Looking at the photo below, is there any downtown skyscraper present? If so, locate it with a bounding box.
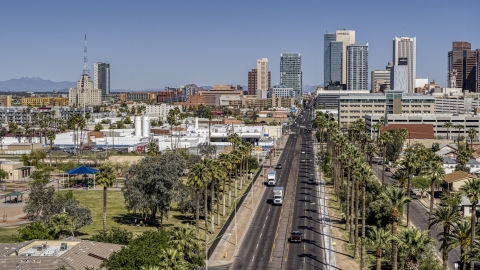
[324,29,355,87]
[346,44,369,90]
[94,62,110,95]
[393,37,416,93]
[448,41,480,92]
[280,53,302,102]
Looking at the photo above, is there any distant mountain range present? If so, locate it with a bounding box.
[0,77,320,93]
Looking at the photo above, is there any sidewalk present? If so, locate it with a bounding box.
[207,136,289,268]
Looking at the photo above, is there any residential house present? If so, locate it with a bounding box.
[443,171,476,193]
[459,196,480,217]
[442,156,458,174]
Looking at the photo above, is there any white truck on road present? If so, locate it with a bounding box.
[267,171,277,186]
[273,187,284,205]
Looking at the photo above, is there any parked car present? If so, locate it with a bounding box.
[92,148,104,152]
[275,163,282,169]
[377,161,384,165]
[82,145,92,150]
[289,231,302,243]
[385,167,391,172]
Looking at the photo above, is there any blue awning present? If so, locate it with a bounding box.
[66,165,100,175]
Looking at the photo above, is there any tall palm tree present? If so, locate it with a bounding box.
[457,150,471,172]
[395,227,435,270]
[455,124,465,143]
[46,129,56,167]
[146,140,160,156]
[468,128,478,151]
[394,169,409,189]
[218,153,232,214]
[228,132,242,151]
[372,123,383,142]
[444,122,453,141]
[50,213,71,239]
[366,143,378,166]
[381,187,412,270]
[402,150,418,227]
[96,164,116,234]
[188,162,211,235]
[425,158,445,221]
[207,159,226,232]
[237,145,247,189]
[444,220,474,270]
[460,178,480,270]
[429,206,461,270]
[379,132,393,184]
[358,163,375,269]
[367,227,392,270]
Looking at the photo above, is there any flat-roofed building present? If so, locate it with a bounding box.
[120,92,156,103]
[0,95,12,106]
[22,97,69,107]
[316,89,370,109]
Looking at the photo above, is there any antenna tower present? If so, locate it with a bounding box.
[82,34,90,76]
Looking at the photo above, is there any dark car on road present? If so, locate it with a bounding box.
[289,231,302,243]
[377,160,384,165]
[385,167,391,172]
[275,164,282,169]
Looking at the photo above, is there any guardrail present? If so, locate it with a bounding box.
[207,165,263,259]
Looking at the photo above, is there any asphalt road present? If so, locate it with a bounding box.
[284,109,327,270]
[371,159,462,270]
[229,107,326,270]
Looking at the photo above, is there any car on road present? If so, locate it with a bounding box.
[377,161,384,165]
[82,145,92,150]
[301,151,305,154]
[289,231,302,243]
[92,148,104,152]
[300,159,306,163]
[385,167,391,172]
[408,190,417,199]
[275,163,282,169]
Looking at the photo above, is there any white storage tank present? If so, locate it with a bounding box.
[135,116,142,137]
[142,116,150,138]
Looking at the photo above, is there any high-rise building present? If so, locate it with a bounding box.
[448,41,480,92]
[257,58,269,91]
[248,69,257,95]
[68,74,102,106]
[280,53,302,102]
[346,44,368,90]
[94,62,110,95]
[336,30,356,85]
[393,37,416,93]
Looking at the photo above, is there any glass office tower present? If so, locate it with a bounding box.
[280,53,302,102]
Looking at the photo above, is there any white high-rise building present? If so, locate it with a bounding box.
[336,29,356,85]
[346,44,369,90]
[393,37,416,93]
[390,66,408,93]
[256,58,269,91]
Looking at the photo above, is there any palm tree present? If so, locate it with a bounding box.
[460,178,480,270]
[380,187,412,270]
[50,213,71,239]
[457,150,471,172]
[187,162,211,235]
[96,164,116,234]
[158,248,189,270]
[358,163,375,269]
[237,145,247,189]
[207,159,226,232]
[366,143,378,166]
[444,220,474,270]
[146,140,160,156]
[402,150,418,227]
[46,129,56,167]
[394,169,409,189]
[218,153,232,214]
[379,132,393,184]
[367,227,392,270]
[455,124,465,143]
[468,128,478,151]
[228,133,241,151]
[169,225,202,263]
[230,150,242,199]
[372,123,383,142]
[425,158,445,221]
[395,227,435,270]
[444,122,453,141]
[429,206,461,270]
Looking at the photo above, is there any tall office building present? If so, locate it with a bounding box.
[371,62,393,92]
[393,37,416,93]
[248,59,271,96]
[94,62,110,95]
[336,30,356,85]
[324,30,355,86]
[390,65,408,93]
[346,44,368,90]
[280,53,302,102]
[448,41,480,92]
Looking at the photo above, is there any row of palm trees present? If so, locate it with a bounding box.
[187,133,255,246]
[443,121,479,148]
[316,112,442,270]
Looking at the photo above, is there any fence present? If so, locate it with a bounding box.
[207,165,264,259]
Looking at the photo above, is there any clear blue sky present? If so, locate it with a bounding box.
[0,0,479,90]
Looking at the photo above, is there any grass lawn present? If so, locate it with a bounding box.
[0,225,26,243]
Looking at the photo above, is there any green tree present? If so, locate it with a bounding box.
[90,227,133,245]
[17,222,54,241]
[381,187,412,270]
[146,140,160,156]
[0,168,7,182]
[187,160,211,236]
[425,158,446,221]
[429,206,462,270]
[457,150,471,172]
[395,227,435,270]
[227,132,242,150]
[411,175,430,198]
[158,248,189,270]
[94,123,104,132]
[468,128,478,150]
[96,164,116,234]
[379,132,393,184]
[124,116,132,124]
[367,227,391,270]
[169,225,203,267]
[443,220,473,270]
[357,163,376,269]
[455,124,465,143]
[49,213,70,239]
[123,153,186,224]
[46,129,56,166]
[459,178,480,270]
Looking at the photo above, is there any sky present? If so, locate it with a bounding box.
[0,0,479,90]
